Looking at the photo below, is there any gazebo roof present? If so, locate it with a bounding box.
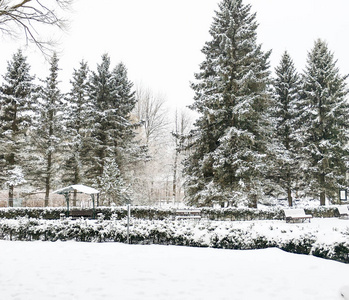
[53,184,100,195]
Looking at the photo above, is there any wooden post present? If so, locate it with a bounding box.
[64,192,70,217]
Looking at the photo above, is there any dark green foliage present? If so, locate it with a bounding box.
[272,52,303,206]
[280,236,315,255]
[86,54,141,204]
[61,60,92,189]
[0,213,348,263]
[0,49,35,206]
[29,52,64,206]
[184,0,272,207]
[0,206,340,220]
[300,40,349,205]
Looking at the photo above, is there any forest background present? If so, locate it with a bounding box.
[0,0,349,208]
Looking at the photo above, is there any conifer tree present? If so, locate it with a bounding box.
[300,40,349,205]
[97,156,130,206]
[272,51,302,206]
[184,0,272,207]
[0,49,34,206]
[61,60,93,205]
[88,54,138,202]
[30,52,64,206]
[86,53,112,184]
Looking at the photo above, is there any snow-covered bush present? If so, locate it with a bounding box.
[0,206,341,221]
[0,217,348,263]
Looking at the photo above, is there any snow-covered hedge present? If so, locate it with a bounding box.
[0,217,348,263]
[0,206,340,220]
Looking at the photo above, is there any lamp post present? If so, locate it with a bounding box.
[126,204,131,244]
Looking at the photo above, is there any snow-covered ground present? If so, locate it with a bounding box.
[0,239,348,300]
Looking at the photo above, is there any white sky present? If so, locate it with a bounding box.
[1,0,349,111]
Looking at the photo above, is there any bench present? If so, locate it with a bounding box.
[175,209,202,220]
[283,209,312,223]
[68,209,94,219]
[337,206,349,218]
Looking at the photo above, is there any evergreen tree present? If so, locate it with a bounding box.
[30,52,64,206]
[301,39,349,205]
[0,49,34,206]
[184,0,272,207]
[97,156,130,206]
[88,54,138,203]
[62,60,93,204]
[272,51,302,206]
[86,53,112,184]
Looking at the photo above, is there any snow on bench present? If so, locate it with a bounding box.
[283,209,312,223]
[175,209,202,220]
[337,206,349,218]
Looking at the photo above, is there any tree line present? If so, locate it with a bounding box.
[183,0,349,208]
[0,51,148,206]
[1,0,349,208]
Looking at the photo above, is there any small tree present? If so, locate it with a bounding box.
[97,157,129,206]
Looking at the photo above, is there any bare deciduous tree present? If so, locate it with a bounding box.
[0,0,72,53]
[135,85,169,146]
[172,109,192,204]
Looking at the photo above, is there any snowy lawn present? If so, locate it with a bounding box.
[0,239,349,300]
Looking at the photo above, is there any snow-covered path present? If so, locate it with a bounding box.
[0,240,348,300]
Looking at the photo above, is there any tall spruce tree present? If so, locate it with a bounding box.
[272,51,302,206]
[0,49,34,206]
[88,54,138,202]
[30,52,64,206]
[184,0,272,207]
[61,60,93,205]
[301,39,349,205]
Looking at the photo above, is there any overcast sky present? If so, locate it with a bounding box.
[1,0,349,111]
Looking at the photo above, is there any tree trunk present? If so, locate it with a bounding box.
[248,194,258,208]
[319,173,326,206]
[320,191,326,206]
[287,187,293,207]
[45,152,52,207]
[45,180,50,207]
[173,148,178,206]
[8,185,14,207]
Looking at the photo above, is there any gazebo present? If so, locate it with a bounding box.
[53,184,100,218]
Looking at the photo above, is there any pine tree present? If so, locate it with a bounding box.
[0,49,34,206]
[301,39,349,205]
[97,156,130,206]
[184,0,272,207]
[60,60,93,205]
[272,51,302,206]
[86,53,113,184]
[88,54,139,203]
[30,52,64,206]
[109,62,137,159]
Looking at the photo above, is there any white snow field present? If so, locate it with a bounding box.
[0,240,348,300]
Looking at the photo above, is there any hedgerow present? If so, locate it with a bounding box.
[0,217,348,264]
[0,206,341,220]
